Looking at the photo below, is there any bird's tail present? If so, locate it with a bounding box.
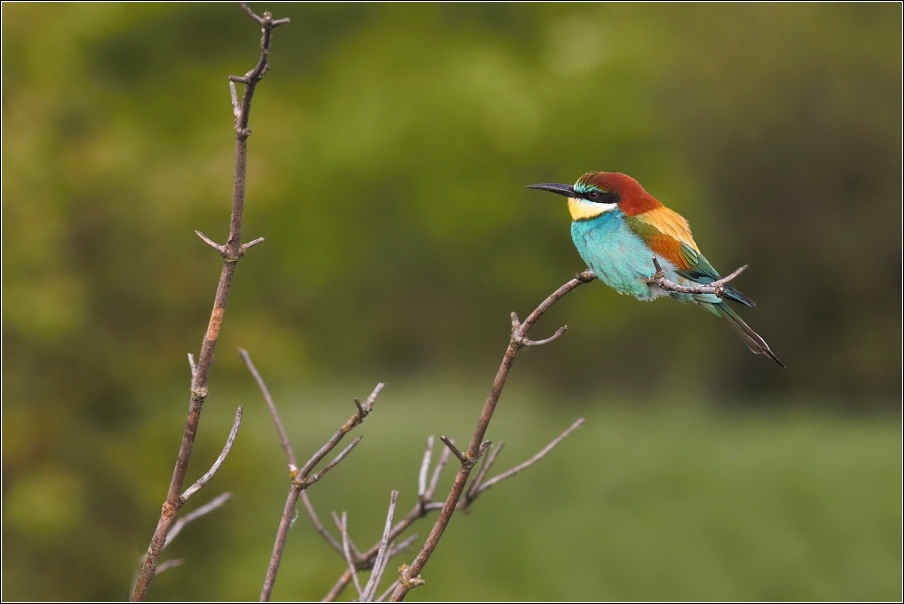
[709,302,785,367]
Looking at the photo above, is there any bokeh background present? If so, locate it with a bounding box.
[3,3,901,601]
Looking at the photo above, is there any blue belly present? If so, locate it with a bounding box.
[571,211,674,300]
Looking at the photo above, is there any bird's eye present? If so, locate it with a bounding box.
[587,190,599,200]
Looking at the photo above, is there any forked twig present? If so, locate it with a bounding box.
[472,418,584,498]
[323,420,586,601]
[390,270,596,601]
[242,348,384,601]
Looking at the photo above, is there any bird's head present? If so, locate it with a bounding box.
[528,172,660,220]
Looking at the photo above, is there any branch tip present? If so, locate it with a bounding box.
[240,2,263,23]
[180,407,244,502]
[439,435,467,464]
[195,230,224,252]
[477,417,585,497]
[243,236,265,251]
[155,559,184,575]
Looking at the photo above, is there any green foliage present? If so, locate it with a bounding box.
[2,3,900,601]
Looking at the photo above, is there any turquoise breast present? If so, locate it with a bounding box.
[571,210,675,300]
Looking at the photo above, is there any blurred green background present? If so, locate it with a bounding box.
[3,3,901,601]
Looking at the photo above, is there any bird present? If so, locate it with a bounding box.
[528,171,784,367]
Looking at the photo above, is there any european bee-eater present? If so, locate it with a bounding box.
[528,172,784,367]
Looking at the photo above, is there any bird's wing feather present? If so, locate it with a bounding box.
[627,207,757,307]
[625,207,702,273]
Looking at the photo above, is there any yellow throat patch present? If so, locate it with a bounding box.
[567,197,618,221]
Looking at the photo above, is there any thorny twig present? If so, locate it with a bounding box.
[131,5,288,600]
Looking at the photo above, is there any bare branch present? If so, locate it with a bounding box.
[417,436,434,499]
[438,435,467,464]
[299,383,384,478]
[389,534,418,558]
[229,80,240,118]
[362,491,400,601]
[324,573,353,603]
[647,257,748,298]
[243,236,265,251]
[239,348,296,468]
[426,442,452,500]
[303,436,362,487]
[164,492,232,549]
[131,7,289,598]
[467,441,504,502]
[390,270,595,601]
[260,382,382,601]
[155,559,184,575]
[194,230,224,253]
[300,491,343,555]
[180,406,243,502]
[338,512,364,598]
[261,484,302,601]
[477,417,584,496]
[240,2,264,23]
[376,580,400,603]
[517,325,569,347]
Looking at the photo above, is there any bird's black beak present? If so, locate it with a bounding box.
[526,183,576,198]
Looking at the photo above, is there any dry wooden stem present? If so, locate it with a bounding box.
[242,350,384,601]
[130,7,288,600]
[239,348,297,468]
[321,419,584,601]
[469,417,584,501]
[338,512,364,598]
[389,269,596,601]
[361,491,400,601]
[130,491,231,595]
[417,436,434,499]
[164,492,233,549]
[180,407,243,503]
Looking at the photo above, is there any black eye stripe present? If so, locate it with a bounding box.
[581,189,620,204]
